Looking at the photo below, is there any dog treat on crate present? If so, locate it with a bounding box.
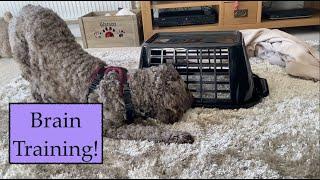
[140,31,269,108]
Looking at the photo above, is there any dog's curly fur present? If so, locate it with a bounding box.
[9,5,194,144]
[0,12,12,58]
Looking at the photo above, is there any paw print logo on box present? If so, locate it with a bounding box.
[103,27,115,38]
[94,32,103,38]
[118,30,125,37]
[94,26,125,39]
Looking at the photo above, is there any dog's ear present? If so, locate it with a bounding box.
[4,11,13,23]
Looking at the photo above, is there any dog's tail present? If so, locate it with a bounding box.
[105,124,194,144]
[4,11,13,23]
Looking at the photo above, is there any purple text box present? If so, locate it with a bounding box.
[9,103,103,164]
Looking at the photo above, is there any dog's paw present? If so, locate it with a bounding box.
[165,131,194,144]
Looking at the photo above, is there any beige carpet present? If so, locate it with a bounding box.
[0,58,20,87]
[0,47,319,178]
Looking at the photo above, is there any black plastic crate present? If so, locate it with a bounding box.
[139,31,269,108]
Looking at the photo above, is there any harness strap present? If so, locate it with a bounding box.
[87,64,106,95]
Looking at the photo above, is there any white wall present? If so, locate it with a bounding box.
[0,1,133,20]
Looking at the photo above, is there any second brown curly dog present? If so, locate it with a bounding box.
[0,11,12,58]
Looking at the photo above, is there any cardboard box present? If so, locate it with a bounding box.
[79,10,143,48]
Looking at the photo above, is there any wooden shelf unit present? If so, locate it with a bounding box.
[151,1,220,9]
[141,1,320,40]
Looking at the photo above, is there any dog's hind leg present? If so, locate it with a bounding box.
[104,125,194,144]
[8,17,48,102]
